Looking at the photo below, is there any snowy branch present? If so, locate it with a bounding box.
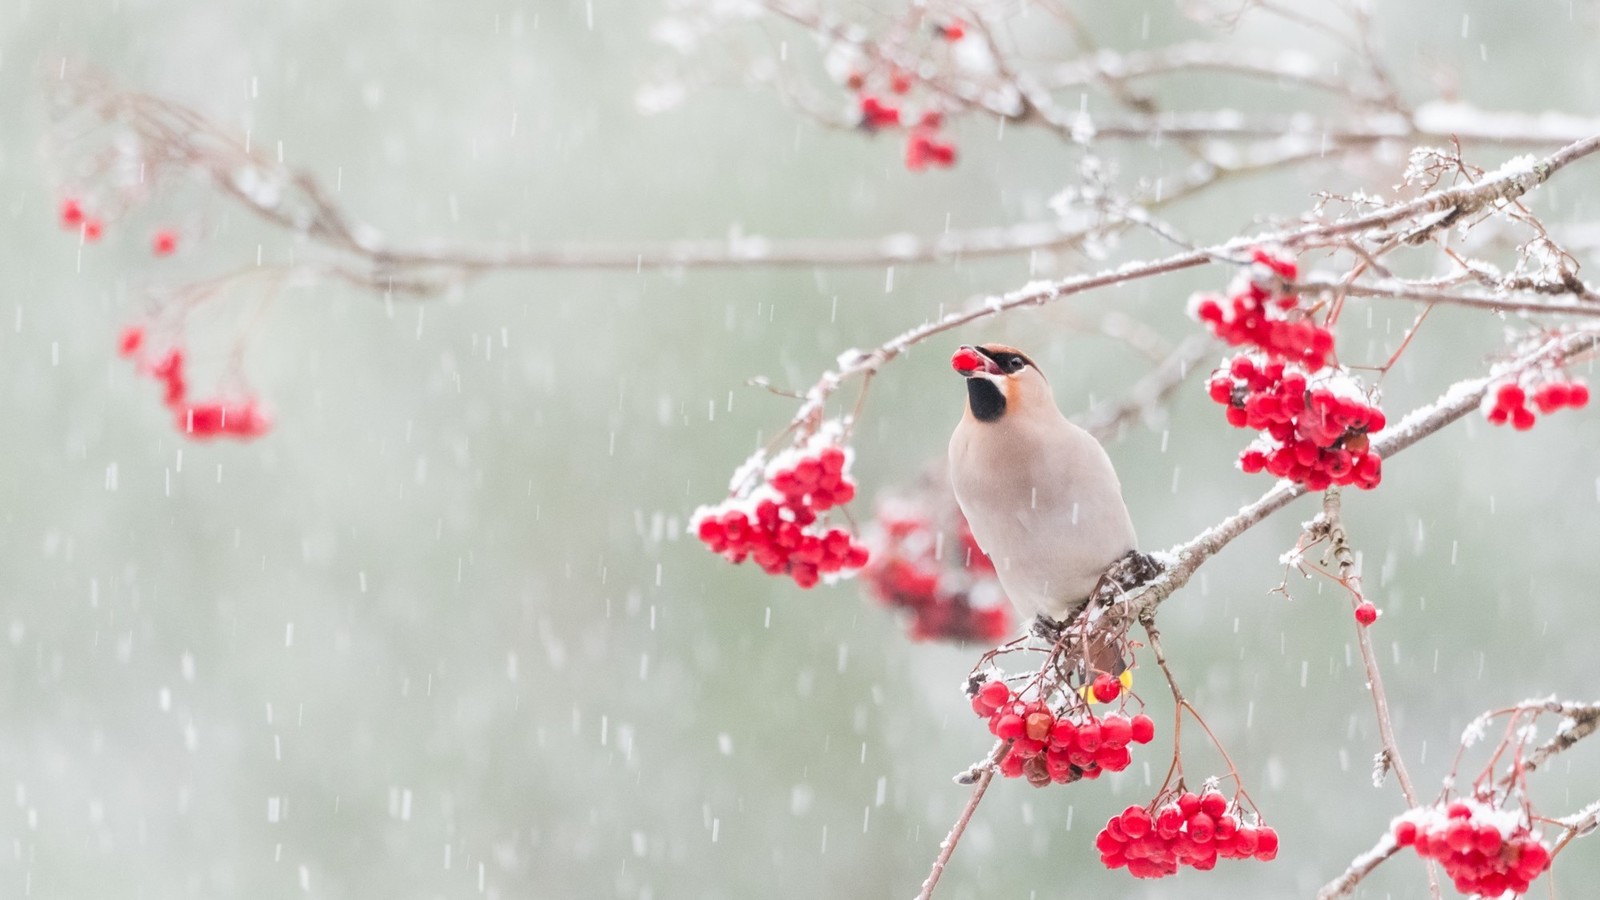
[775,133,1600,452]
[1103,328,1600,627]
[1319,697,1600,899]
[1317,832,1403,900]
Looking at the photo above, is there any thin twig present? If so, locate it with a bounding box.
[1319,486,1441,900]
[916,739,1009,900]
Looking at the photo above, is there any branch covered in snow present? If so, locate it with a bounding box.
[1102,328,1600,627]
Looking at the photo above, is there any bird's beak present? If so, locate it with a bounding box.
[951,345,1002,377]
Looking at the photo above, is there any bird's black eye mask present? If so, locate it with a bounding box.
[979,349,1032,374]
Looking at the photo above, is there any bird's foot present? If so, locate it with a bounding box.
[1030,614,1067,642]
[1089,550,1165,607]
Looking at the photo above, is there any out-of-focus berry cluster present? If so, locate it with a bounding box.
[1483,376,1589,430]
[117,326,271,440]
[860,480,1011,643]
[836,20,967,172]
[58,196,180,256]
[693,434,870,589]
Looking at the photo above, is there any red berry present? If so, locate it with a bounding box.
[1091,673,1121,702]
[82,217,104,242]
[117,326,144,358]
[1254,826,1279,861]
[59,198,85,228]
[977,680,1010,710]
[1570,382,1590,408]
[995,714,1025,740]
[1075,721,1102,752]
[1354,602,1378,626]
[152,229,179,256]
[1176,792,1201,818]
[951,347,985,373]
[1024,711,1055,742]
[1099,714,1132,747]
[1393,819,1418,846]
[859,95,901,130]
[1129,714,1155,744]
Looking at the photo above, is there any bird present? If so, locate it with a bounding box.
[947,343,1139,635]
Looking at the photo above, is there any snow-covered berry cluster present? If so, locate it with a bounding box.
[1190,248,1333,370]
[1483,377,1589,430]
[118,326,271,440]
[693,437,870,589]
[1193,248,1386,490]
[861,495,1011,643]
[1096,790,1279,879]
[970,678,1155,787]
[1207,353,1385,490]
[1391,800,1551,897]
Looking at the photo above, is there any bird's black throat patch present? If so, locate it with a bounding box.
[966,378,1006,422]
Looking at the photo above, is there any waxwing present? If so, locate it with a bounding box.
[948,344,1138,629]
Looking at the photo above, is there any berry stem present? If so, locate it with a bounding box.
[1319,486,1441,900]
[1145,622,1257,811]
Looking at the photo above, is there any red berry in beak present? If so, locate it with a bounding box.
[951,347,985,374]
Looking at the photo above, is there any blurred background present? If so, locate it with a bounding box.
[2,0,1599,897]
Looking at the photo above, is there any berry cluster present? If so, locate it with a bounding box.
[1207,353,1385,490]
[58,196,180,256]
[905,122,957,172]
[1096,790,1280,879]
[1484,378,1589,430]
[118,326,271,440]
[59,197,104,242]
[839,25,961,172]
[693,439,870,589]
[1391,800,1551,897]
[1190,248,1333,370]
[862,499,1011,643]
[970,679,1155,787]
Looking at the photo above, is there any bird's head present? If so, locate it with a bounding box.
[951,343,1053,423]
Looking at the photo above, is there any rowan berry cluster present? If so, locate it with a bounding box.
[1391,800,1551,897]
[1190,248,1333,370]
[693,439,870,589]
[1207,352,1385,490]
[58,197,104,242]
[59,196,181,256]
[1483,377,1589,430]
[117,326,271,440]
[839,23,961,171]
[969,678,1155,787]
[1193,248,1386,489]
[861,497,1010,643]
[1095,789,1280,879]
